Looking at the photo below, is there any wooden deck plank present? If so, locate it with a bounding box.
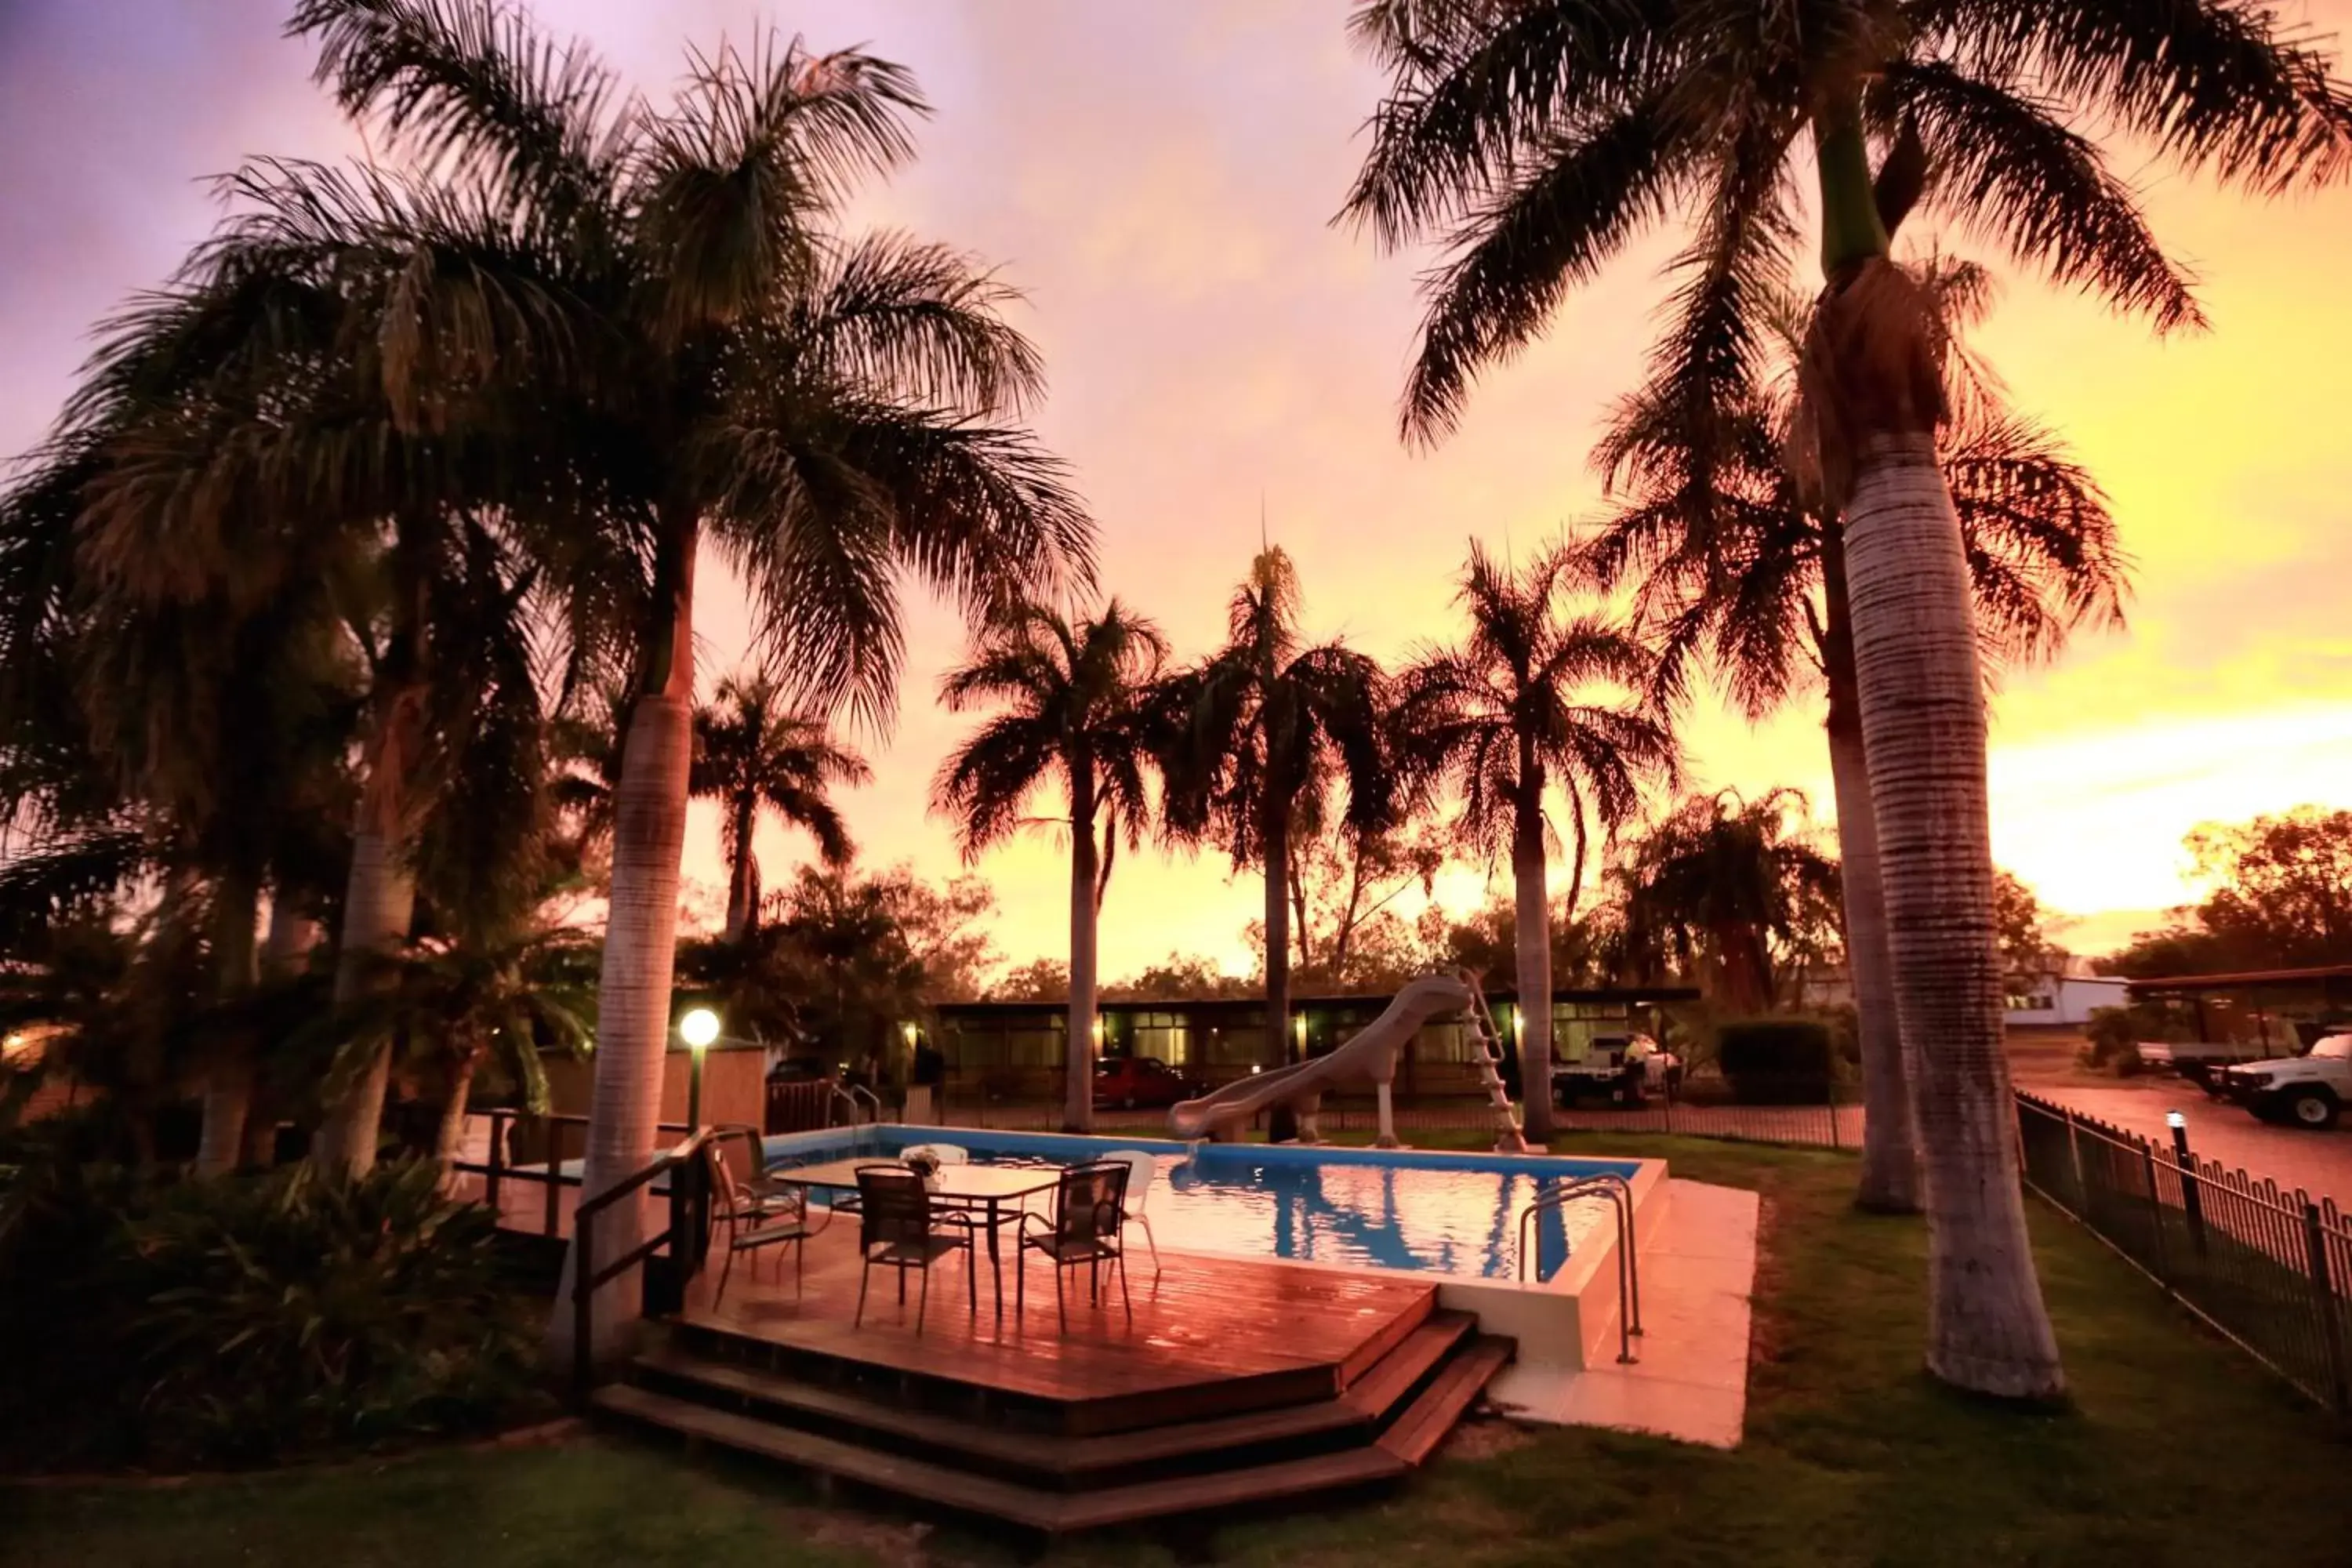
[678,1223,1438,1420]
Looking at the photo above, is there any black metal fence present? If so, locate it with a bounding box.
[953,1075,1860,1149]
[2015,1091,2352,1414]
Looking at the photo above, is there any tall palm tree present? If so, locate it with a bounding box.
[1342,0,2350,1400]
[691,673,869,944]
[1618,789,1845,1013]
[933,600,1170,1132]
[1581,265,2126,1212]
[281,2,1093,1358]
[1162,549,1393,1075]
[1396,541,1676,1139]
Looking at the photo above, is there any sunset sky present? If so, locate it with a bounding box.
[6,2,2351,978]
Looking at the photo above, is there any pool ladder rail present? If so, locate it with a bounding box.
[1515,1173,1643,1364]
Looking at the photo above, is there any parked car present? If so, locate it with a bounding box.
[1094,1055,1201,1109]
[2138,1036,2301,1094]
[1555,1033,1682,1107]
[2220,1033,2352,1131]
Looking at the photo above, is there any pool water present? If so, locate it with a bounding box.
[766,1128,1636,1284]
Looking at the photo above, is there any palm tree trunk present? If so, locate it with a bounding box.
[1844,427,2063,1399]
[315,808,419,1175]
[239,898,321,1169]
[722,792,757,943]
[1563,784,1589,924]
[1823,530,1921,1214]
[436,1048,481,1187]
[1512,764,1555,1142]
[1265,790,1294,1067]
[1065,763,1099,1134]
[262,898,320,978]
[555,511,699,1372]
[195,870,262,1178]
[318,541,430,1178]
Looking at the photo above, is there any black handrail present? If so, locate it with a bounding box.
[567,1123,751,1398]
[1516,1173,1643,1363]
[452,1109,691,1237]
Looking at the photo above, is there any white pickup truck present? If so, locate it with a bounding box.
[2216,1035,2352,1131]
[1553,1033,1681,1107]
[2134,1037,2299,1094]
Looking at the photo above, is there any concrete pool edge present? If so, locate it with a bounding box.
[760,1123,1668,1371]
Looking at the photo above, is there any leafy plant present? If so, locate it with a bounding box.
[0,1148,543,1472]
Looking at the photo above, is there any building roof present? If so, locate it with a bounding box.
[2125,964,2352,996]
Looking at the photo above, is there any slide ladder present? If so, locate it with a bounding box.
[1455,972,1531,1154]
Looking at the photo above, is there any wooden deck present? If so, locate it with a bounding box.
[677,1221,1439,1433]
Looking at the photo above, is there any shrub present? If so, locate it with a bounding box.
[0,1145,545,1472]
[1715,1017,1836,1105]
[2081,1003,2187,1076]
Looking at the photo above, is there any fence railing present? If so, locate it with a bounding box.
[948,1076,1860,1149]
[452,1109,693,1238]
[2015,1091,2352,1415]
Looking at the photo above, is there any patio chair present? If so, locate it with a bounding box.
[1106,1149,1162,1278]
[853,1163,976,1332]
[705,1135,814,1308]
[1015,1160,1132,1330]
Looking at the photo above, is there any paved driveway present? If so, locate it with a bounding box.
[2027,1080,2352,1212]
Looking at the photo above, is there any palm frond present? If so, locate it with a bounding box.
[289,0,632,230]
[1886,62,2203,332]
[1400,91,1693,445]
[1930,0,2352,191]
[800,232,1046,416]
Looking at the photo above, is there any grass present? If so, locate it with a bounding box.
[7,1134,2349,1567]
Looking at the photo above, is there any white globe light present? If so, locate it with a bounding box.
[679,1007,721,1050]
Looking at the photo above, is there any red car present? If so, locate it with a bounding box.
[1093,1055,1200,1109]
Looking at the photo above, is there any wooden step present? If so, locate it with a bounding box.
[593,1381,1409,1534]
[631,1345,1373,1484]
[1376,1336,1515,1467]
[1340,1311,1476,1420]
[593,1383,1067,1530]
[1052,1446,1405,1532]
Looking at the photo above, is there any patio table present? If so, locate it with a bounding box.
[766,1157,1062,1319]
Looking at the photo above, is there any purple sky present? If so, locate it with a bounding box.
[9,2,2352,975]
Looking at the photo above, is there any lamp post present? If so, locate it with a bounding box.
[680,1007,720,1131]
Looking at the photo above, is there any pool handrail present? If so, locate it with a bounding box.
[1515,1172,1643,1363]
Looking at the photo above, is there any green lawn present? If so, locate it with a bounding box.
[7,1135,2347,1568]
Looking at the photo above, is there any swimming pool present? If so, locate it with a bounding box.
[759,1126,1644,1284]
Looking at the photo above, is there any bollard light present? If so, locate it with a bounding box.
[2165,1109,2187,1131]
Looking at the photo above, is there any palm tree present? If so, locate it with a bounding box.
[691,673,869,944]
[1396,541,1675,1140]
[1580,264,2126,1212]
[279,2,1092,1359]
[307,926,593,1180]
[933,600,1170,1132]
[0,424,369,1174]
[1342,0,2351,1401]
[1162,549,1393,1076]
[1617,789,1845,1014]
